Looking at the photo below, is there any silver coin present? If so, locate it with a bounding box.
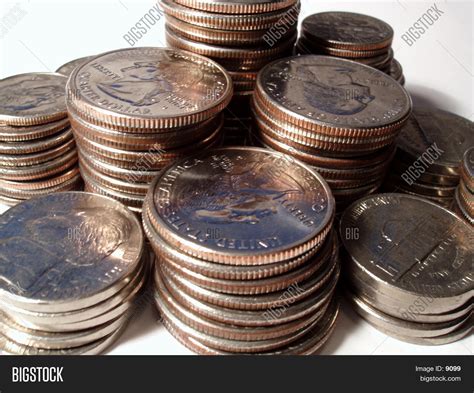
[347,291,471,338]
[0,73,68,126]
[396,109,474,177]
[0,322,126,355]
[146,147,335,265]
[346,264,473,323]
[340,193,473,314]
[55,55,96,77]
[0,256,147,327]
[0,310,128,349]
[0,192,144,312]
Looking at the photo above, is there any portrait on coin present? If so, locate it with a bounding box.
[96,58,204,107]
[0,78,64,113]
[297,64,375,115]
[0,207,131,297]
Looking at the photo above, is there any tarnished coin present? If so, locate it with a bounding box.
[0,149,77,181]
[0,118,70,142]
[0,167,80,191]
[301,12,393,51]
[396,109,474,177]
[166,15,295,47]
[160,0,299,31]
[255,55,411,135]
[340,193,473,314]
[165,25,297,60]
[67,47,233,129]
[146,147,335,265]
[0,127,73,155]
[55,55,96,77]
[0,137,75,167]
[173,0,297,14]
[0,192,144,312]
[0,73,68,126]
[0,310,128,350]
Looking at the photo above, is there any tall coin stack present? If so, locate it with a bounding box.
[160,0,300,145]
[384,108,474,208]
[144,147,340,354]
[251,55,412,210]
[66,47,233,215]
[0,193,147,355]
[340,194,473,345]
[453,147,474,225]
[0,73,81,207]
[296,12,405,85]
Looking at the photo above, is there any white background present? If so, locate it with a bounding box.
[0,0,472,355]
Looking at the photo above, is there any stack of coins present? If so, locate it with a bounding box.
[0,192,147,355]
[56,55,95,77]
[160,0,300,145]
[296,12,405,85]
[0,73,81,207]
[66,47,232,215]
[453,148,473,225]
[340,193,473,345]
[144,147,341,354]
[251,55,412,210]
[384,108,474,208]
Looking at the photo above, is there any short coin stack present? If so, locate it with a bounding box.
[251,55,412,210]
[0,73,81,207]
[453,147,474,225]
[340,193,473,345]
[0,192,146,355]
[66,47,232,215]
[144,147,340,354]
[384,108,474,208]
[296,12,405,85]
[160,0,300,144]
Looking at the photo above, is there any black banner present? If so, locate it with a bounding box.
[0,355,471,393]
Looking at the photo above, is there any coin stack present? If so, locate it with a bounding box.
[340,193,473,345]
[160,0,300,145]
[384,108,474,208]
[453,147,474,225]
[144,147,341,354]
[0,192,147,355]
[296,12,405,85]
[66,47,232,215]
[251,55,412,210]
[0,73,81,207]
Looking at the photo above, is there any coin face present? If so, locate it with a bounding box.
[340,194,473,302]
[301,12,393,50]
[0,73,68,126]
[256,55,411,131]
[147,147,334,264]
[397,109,474,173]
[67,47,233,129]
[55,55,96,77]
[0,192,143,309]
